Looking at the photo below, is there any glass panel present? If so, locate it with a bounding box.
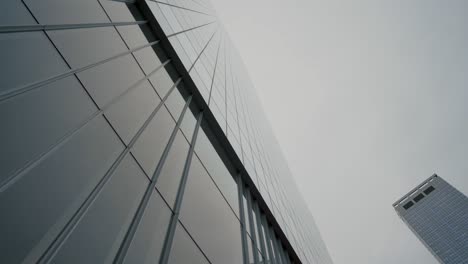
[0,32,68,92]
[131,107,175,177]
[0,76,96,182]
[168,223,209,264]
[117,24,155,49]
[164,87,186,121]
[133,46,164,77]
[0,116,123,264]
[105,80,161,144]
[48,27,128,69]
[179,156,243,264]
[194,129,239,216]
[49,155,148,264]
[156,131,189,208]
[0,0,36,25]
[23,0,109,24]
[123,189,171,264]
[77,54,145,107]
[100,0,136,22]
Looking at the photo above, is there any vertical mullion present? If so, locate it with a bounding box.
[271,229,283,264]
[261,216,276,264]
[254,202,267,261]
[158,110,204,264]
[245,189,260,264]
[237,176,249,264]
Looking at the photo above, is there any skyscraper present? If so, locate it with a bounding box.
[393,174,468,263]
[0,0,333,263]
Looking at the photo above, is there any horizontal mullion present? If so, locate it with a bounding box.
[0,21,147,34]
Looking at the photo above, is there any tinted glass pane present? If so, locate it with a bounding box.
[0,0,36,25]
[0,116,123,264]
[100,0,136,22]
[194,129,239,216]
[105,80,160,144]
[156,131,189,208]
[131,107,175,177]
[133,46,163,76]
[24,0,109,24]
[179,156,243,264]
[164,88,186,120]
[49,155,147,264]
[48,27,127,69]
[0,32,68,92]
[117,24,155,49]
[150,65,175,98]
[0,76,96,181]
[168,223,209,264]
[123,190,171,264]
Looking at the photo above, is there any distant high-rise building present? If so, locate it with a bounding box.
[0,0,332,263]
[393,174,468,263]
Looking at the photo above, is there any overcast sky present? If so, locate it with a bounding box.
[210,0,468,263]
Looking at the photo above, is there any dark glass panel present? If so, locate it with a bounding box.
[0,0,36,25]
[168,223,209,264]
[105,80,161,144]
[48,27,127,69]
[179,156,243,263]
[49,155,148,264]
[123,190,171,264]
[156,131,189,207]
[77,54,145,107]
[131,106,175,177]
[0,32,69,92]
[23,0,109,24]
[0,76,96,184]
[0,116,123,264]
[194,129,239,215]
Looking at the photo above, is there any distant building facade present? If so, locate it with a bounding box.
[0,0,333,263]
[393,174,468,263]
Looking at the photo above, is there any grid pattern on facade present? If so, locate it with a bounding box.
[0,0,332,263]
[394,175,468,264]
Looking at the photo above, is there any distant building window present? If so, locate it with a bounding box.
[403,201,414,210]
[423,186,435,195]
[414,193,425,203]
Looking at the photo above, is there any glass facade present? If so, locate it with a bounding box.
[394,174,468,263]
[0,0,333,263]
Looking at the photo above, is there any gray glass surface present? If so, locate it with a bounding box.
[0,0,36,25]
[49,155,148,264]
[156,131,190,208]
[105,79,161,144]
[194,129,239,216]
[100,0,138,22]
[179,156,243,263]
[0,116,123,264]
[164,88,186,120]
[117,24,155,49]
[168,223,209,264]
[123,189,172,264]
[131,106,175,177]
[48,27,127,69]
[133,46,164,77]
[0,32,69,92]
[23,0,109,24]
[77,54,145,107]
[0,76,96,182]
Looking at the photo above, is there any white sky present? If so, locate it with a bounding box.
[210,0,468,263]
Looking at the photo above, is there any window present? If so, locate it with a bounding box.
[423,186,435,195]
[403,201,414,210]
[413,193,425,203]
